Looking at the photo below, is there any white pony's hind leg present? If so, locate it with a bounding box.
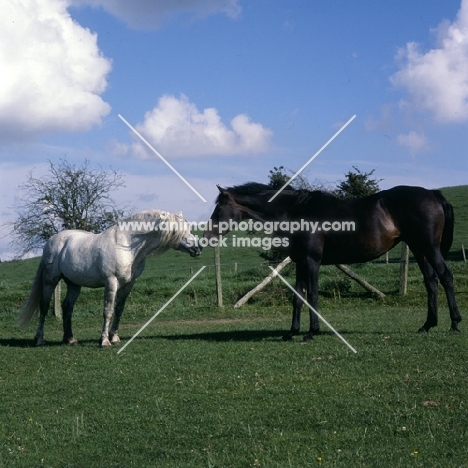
[34,260,62,346]
[34,283,56,346]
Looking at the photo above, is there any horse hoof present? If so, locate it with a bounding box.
[282,334,293,342]
[64,338,79,346]
[100,339,112,348]
[450,327,461,333]
[110,335,121,345]
[417,327,428,334]
[35,339,46,347]
[303,334,314,342]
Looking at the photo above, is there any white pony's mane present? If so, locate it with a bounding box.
[114,209,192,249]
[121,209,167,221]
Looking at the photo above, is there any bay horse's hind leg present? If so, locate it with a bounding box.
[413,248,462,333]
[431,255,462,332]
[62,279,81,345]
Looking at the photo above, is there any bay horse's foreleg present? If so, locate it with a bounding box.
[62,280,81,345]
[303,258,321,342]
[283,262,307,341]
[100,280,118,348]
[109,281,135,345]
[414,249,462,333]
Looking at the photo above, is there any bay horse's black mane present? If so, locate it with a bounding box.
[217,182,271,200]
[219,181,339,205]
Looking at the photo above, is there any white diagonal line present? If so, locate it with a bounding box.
[117,266,206,354]
[268,115,356,202]
[268,266,357,353]
[118,114,207,203]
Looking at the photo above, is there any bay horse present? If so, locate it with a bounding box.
[204,182,461,341]
[19,210,201,347]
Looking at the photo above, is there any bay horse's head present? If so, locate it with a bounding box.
[204,182,274,239]
[204,185,242,239]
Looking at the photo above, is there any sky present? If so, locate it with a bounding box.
[1,0,468,259]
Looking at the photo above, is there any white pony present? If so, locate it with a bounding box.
[19,210,201,347]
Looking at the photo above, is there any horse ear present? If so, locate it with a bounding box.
[177,210,183,216]
[216,184,226,194]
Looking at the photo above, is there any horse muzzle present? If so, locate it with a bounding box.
[189,245,202,257]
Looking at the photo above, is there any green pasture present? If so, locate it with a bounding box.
[1,185,467,467]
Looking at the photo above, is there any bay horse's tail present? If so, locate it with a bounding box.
[432,190,454,259]
[18,258,45,329]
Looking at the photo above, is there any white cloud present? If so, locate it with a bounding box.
[119,94,273,158]
[396,131,428,154]
[72,0,241,29]
[390,0,468,123]
[0,0,111,142]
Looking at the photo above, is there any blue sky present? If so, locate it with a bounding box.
[1,0,468,258]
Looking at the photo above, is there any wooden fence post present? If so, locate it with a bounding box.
[335,264,385,298]
[234,257,292,308]
[54,281,62,318]
[215,244,223,307]
[399,242,409,295]
[234,256,386,308]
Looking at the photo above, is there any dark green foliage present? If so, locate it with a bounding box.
[267,165,382,198]
[334,166,382,199]
[267,165,289,189]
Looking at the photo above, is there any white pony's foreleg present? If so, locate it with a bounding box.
[109,281,135,345]
[100,279,118,348]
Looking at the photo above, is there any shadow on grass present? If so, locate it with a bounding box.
[158,329,285,342]
[0,337,102,348]
[3,326,421,348]
[0,337,62,348]
[142,328,363,343]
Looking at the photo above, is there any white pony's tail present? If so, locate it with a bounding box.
[18,259,45,329]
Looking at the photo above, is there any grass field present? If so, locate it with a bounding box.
[1,186,468,467]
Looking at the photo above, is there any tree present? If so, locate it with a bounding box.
[334,166,382,199]
[10,159,127,256]
[267,166,289,189]
[267,166,330,192]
